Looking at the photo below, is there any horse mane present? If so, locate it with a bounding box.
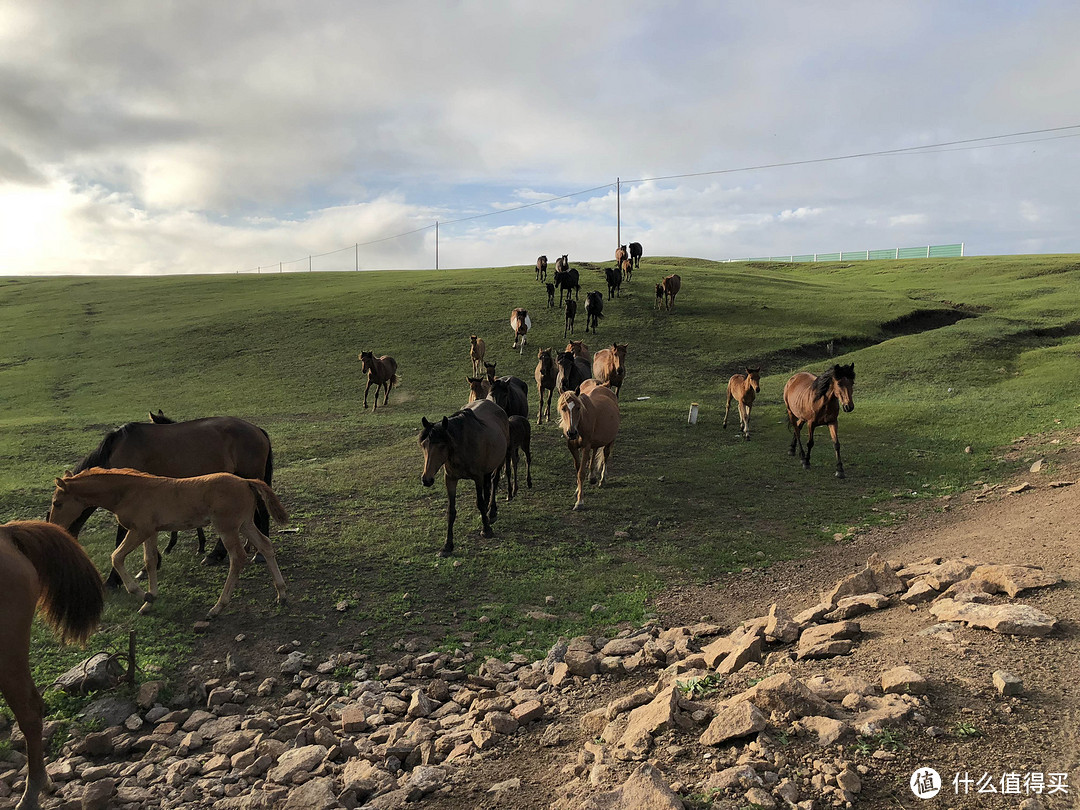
[422,409,482,446]
[75,423,137,472]
[812,364,855,397]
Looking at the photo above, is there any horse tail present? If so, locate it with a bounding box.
[7,521,103,644]
[247,480,289,525]
[260,429,274,486]
[391,373,399,385]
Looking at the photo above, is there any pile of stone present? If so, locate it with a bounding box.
[0,553,1062,810]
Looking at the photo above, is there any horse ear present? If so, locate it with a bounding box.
[55,477,67,490]
[441,416,449,429]
[421,417,431,429]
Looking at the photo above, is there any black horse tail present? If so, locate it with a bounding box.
[261,431,274,486]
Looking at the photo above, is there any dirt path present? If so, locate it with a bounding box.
[427,446,1080,809]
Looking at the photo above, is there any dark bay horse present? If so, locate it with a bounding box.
[50,469,289,618]
[554,267,580,306]
[558,380,621,510]
[359,351,398,411]
[783,364,856,478]
[546,282,556,308]
[556,350,592,395]
[555,254,569,274]
[629,241,643,269]
[593,343,628,397]
[534,348,558,424]
[585,290,604,333]
[506,415,533,500]
[605,265,622,299]
[564,298,577,337]
[724,368,761,440]
[536,255,548,281]
[419,399,509,556]
[620,256,633,282]
[491,376,529,419]
[68,415,274,585]
[565,340,591,361]
[1,521,103,810]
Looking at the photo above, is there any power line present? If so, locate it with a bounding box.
[245,123,1080,272]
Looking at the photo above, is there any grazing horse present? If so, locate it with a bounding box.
[553,267,580,305]
[615,244,628,265]
[469,335,487,376]
[536,255,548,281]
[490,375,529,419]
[419,399,509,556]
[510,308,531,354]
[555,254,569,274]
[564,298,577,337]
[605,265,622,299]
[555,350,592,395]
[546,282,556,308]
[565,340,591,361]
[49,468,288,618]
[629,241,643,269]
[620,256,634,282]
[1,521,103,810]
[359,351,398,411]
[505,415,533,500]
[534,348,558,424]
[585,290,604,333]
[593,343,628,397]
[68,415,274,583]
[661,274,682,310]
[783,364,856,478]
[723,368,762,440]
[558,381,621,510]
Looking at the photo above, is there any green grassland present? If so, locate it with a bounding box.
[5,253,1080,718]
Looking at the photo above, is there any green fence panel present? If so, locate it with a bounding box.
[868,249,897,260]
[928,243,963,258]
[816,252,842,261]
[792,254,815,262]
[840,251,869,261]
[897,246,930,259]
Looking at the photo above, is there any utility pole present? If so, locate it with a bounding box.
[616,177,621,250]
[435,221,439,270]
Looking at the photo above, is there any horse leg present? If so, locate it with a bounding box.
[573,446,590,510]
[743,401,753,440]
[524,438,533,488]
[196,528,208,554]
[202,534,229,566]
[488,465,501,525]
[829,422,845,479]
[363,379,373,409]
[241,523,288,604]
[505,448,516,502]
[441,478,458,557]
[804,423,816,469]
[385,377,394,405]
[111,530,149,603]
[723,391,733,429]
[597,443,613,486]
[476,477,494,539]
[104,523,128,589]
[738,400,749,439]
[136,533,162,615]
[206,530,246,619]
[3,616,49,810]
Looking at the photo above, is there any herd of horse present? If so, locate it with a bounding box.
[1,251,859,810]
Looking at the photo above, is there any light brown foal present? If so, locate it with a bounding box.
[723,367,761,440]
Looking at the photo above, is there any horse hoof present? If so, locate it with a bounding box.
[572,501,584,511]
[802,463,811,470]
[836,471,846,479]
[138,601,153,616]
[201,552,227,566]
[481,528,493,538]
[438,549,452,558]
[787,448,796,456]
[135,569,147,581]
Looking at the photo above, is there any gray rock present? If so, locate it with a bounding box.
[282,777,339,810]
[81,696,138,729]
[993,670,1023,696]
[268,744,329,785]
[53,653,126,695]
[929,599,1058,636]
[699,700,767,745]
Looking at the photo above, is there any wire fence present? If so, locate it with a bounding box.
[728,243,965,263]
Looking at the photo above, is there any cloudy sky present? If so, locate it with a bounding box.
[2,1,1079,275]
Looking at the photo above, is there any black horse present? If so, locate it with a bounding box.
[555,350,592,394]
[629,241,643,269]
[490,376,529,419]
[605,265,622,299]
[553,267,580,306]
[585,290,604,333]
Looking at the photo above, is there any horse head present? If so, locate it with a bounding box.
[418,416,452,487]
[48,472,89,530]
[746,367,761,393]
[358,350,374,372]
[538,348,554,372]
[484,361,497,383]
[833,364,855,412]
[558,392,583,440]
[465,377,488,402]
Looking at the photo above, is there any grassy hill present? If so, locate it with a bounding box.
[5,253,1080,715]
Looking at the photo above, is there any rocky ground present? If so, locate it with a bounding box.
[1,439,1078,810]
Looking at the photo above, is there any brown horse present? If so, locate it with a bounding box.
[615,244,628,265]
[466,376,491,401]
[1,521,103,810]
[534,348,558,424]
[555,254,569,274]
[565,340,591,361]
[564,298,577,337]
[620,256,633,282]
[661,274,681,310]
[723,368,762,440]
[535,255,548,281]
[69,415,274,581]
[593,343,628,397]
[419,399,509,556]
[783,364,856,478]
[49,468,288,618]
[558,380,621,510]
[484,360,498,386]
[505,415,533,500]
[510,308,531,354]
[359,351,398,411]
[469,335,487,376]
